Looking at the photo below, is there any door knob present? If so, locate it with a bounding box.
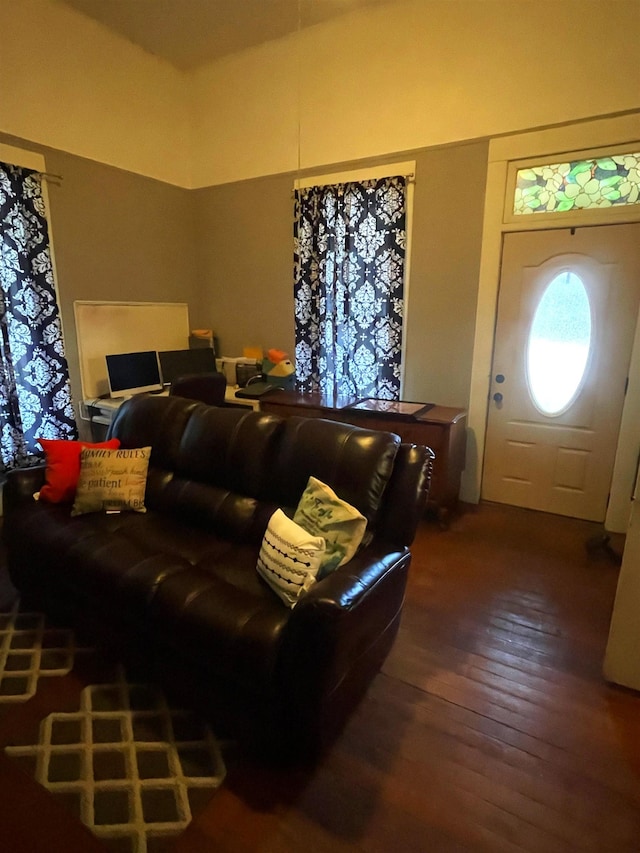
[493,392,503,403]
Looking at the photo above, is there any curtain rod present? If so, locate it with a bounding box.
[294,172,415,189]
[292,172,415,196]
[297,172,415,181]
[41,171,63,183]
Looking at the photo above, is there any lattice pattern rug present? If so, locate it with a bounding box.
[0,601,83,702]
[0,602,227,853]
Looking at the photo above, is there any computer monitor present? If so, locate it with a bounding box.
[158,348,217,386]
[105,351,163,398]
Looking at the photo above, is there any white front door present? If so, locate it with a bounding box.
[482,224,640,521]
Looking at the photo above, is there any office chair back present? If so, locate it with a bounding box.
[169,371,227,407]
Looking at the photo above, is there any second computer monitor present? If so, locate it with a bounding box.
[158,348,217,386]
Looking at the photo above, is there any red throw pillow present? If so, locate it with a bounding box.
[38,438,121,504]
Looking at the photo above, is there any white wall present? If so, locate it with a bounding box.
[604,466,640,689]
[2,0,638,188]
[190,38,299,188]
[190,0,640,187]
[0,0,191,187]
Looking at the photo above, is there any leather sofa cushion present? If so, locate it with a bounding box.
[7,500,291,689]
[110,398,401,541]
[144,470,278,545]
[269,416,400,528]
[112,396,284,501]
[171,404,284,498]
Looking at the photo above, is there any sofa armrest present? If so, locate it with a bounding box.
[3,465,46,514]
[278,542,410,747]
[375,442,434,547]
[296,543,408,613]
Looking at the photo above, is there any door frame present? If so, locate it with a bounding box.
[463,112,640,533]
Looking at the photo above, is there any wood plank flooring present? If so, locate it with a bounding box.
[1,501,640,851]
[178,502,640,853]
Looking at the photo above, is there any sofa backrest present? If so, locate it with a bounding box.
[268,416,400,529]
[109,392,199,470]
[110,396,281,541]
[109,395,430,547]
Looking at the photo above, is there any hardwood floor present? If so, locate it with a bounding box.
[2,502,640,851]
[179,502,640,853]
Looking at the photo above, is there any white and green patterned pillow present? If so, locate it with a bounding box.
[256,509,326,608]
[293,476,367,577]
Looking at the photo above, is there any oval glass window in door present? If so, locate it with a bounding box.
[526,271,592,415]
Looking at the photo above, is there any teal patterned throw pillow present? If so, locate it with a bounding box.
[293,477,367,577]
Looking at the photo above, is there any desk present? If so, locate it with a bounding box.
[259,391,467,520]
[79,387,258,440]
[223,387,261,411]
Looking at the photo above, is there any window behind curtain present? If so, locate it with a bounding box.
[294,176,406,400]
[0,161,77,470]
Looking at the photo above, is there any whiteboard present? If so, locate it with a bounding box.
[74,301,190,398]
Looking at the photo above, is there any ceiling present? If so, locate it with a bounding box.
[56,0,394,71]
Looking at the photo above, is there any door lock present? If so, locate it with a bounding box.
[493,392,503,403]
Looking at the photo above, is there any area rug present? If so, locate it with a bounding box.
[0,602,81,702]
[0,600,227,853]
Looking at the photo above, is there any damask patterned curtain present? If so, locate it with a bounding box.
[0,162,77,470]
[294,176,406,400]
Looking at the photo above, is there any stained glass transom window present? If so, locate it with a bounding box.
[526,271,592,416]
[514,152,640,215]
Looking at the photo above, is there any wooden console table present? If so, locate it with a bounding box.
[259,391,467,520]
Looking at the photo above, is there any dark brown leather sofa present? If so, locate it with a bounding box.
[3,394,433,760]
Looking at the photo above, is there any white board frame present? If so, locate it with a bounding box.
[74,301,190,399]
